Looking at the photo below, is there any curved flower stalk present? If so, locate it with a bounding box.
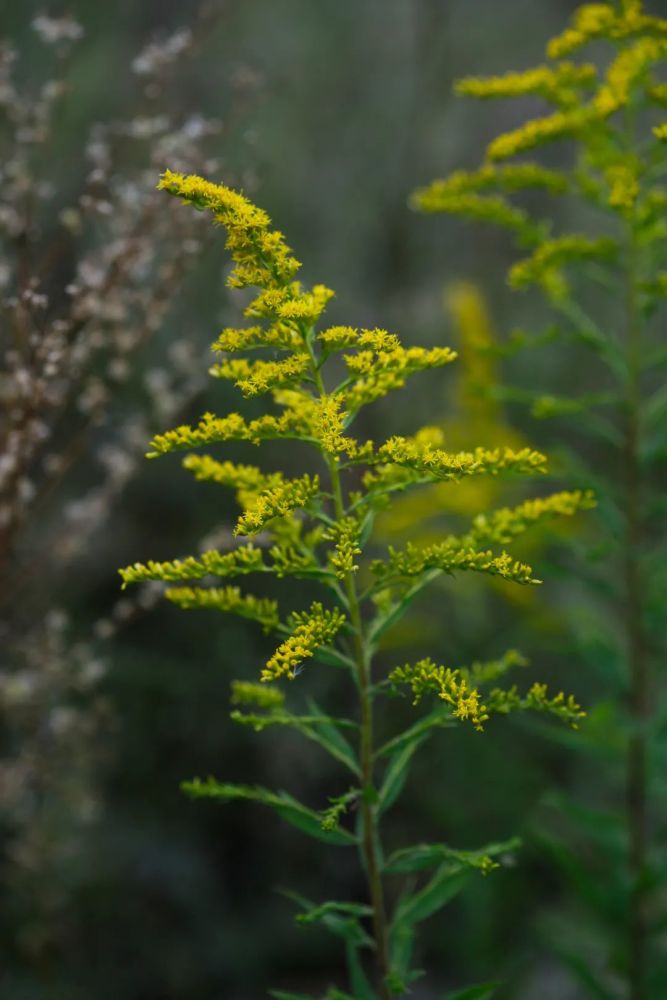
[413,2,667,997]
[120,171,592,999]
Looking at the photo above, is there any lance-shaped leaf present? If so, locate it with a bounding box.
[384,836,520,876]
[377,732,430,816]
[391,863,472,930]
[182,779,357,846]
[231,707,360,777]
[441,982,500,1000]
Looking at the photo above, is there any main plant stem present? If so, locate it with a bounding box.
[309,352,391,999]
[623,205,648,1000]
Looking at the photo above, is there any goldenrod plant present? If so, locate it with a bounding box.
[414,2,667,997]
[120,171,592,999]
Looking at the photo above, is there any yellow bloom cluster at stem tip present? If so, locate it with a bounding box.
[390,659,489,731]
[118,169,592,724]
[165,585,280,631]
[234,474,320,536]
[391,658,586,730]
[262,603,347,681]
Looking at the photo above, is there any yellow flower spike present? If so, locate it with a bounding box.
[210,354,311,398]
[230,680,285,711]
[262,603,347,681]
[455,62,597,103]
[118,545,267,588]
[165,585,280,632]
[234,474,320,536]
[326,517,363,579]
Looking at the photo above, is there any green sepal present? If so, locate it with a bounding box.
[182,778,357,846]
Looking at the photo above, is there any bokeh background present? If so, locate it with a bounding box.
[0,2,627,998]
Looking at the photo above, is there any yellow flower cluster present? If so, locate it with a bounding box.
[459,649,529,688]
[326,518,363,578]
[411,189,535,237]
[158,169,301,289]
[314,395,348,455]
[342,338,456,410]
[418,164,568,199]
[487,683,586,728]
[456,62,597,104]
[373,540,538,586]
[212,324,300,353]
[318,325,359,352]
[262,603,347,681]
[119,545,266,588]
[371,437,548,483]
[235,474,320,536]
[390,659,489,731]
[210,354,311,397]
[509,236,616,297]
[606,162,640,210]
[230,680,285,710]
[594,37,667,116]
[182,455,279,493]
[146,402,318,457]
[165,585,280,631]
[392,660,585,729]
[466,490,596,547]
[487,107,594,162]
[547,2,667,61]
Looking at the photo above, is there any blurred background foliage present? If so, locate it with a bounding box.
[0,1,629,998]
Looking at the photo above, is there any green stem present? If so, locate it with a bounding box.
[623,194,648,1000]
[308,341,391,1000]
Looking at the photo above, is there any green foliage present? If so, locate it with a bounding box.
[120,171,590,997]
[415,1,667,995]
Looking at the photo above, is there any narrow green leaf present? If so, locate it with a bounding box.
[375,706,456,759]
[283,891,374,950]
[346,941,378,1000]
[306,698,361,776]
[392,864,471,928]
[377,734,428,815]
[182,779,357,846]
[270,992,313,1000]
[369,571,440,645]
[388,921,416,983]
[384,837,519,875]
[297,900,374,925]
[441,982,499,1000]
